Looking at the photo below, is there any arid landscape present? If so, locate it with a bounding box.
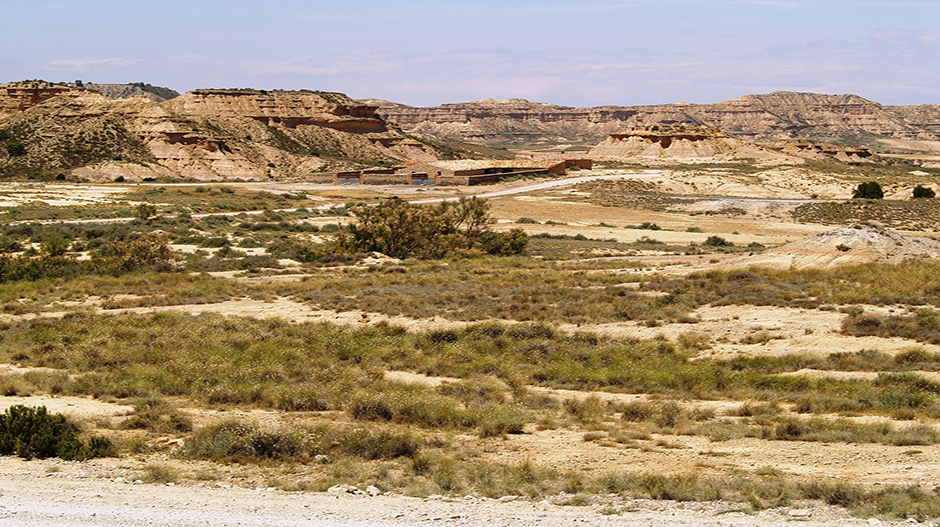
[3,82,940,526]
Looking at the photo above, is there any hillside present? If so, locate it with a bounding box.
[0,82,451,180]
[84,82,181,102]
[373,92,940,153]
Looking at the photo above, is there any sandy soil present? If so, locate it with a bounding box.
[0,183,128,207]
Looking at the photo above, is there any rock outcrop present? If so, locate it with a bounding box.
[0,83,445,180]
[374,92,940,153]
[766,141,877,163]
[588,127,780,160]
[736,225,940,269]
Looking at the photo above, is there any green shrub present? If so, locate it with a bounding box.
[339,428,421,460]
[703,236,734,247]
[179,421,421,462]
[912,185,935,199]
[0,405,112,460]
[134,203,157,221]
[93,232,176,275]
[349,397,395,421]
[338,197,527,258]
[853,181,884,199]
[5,141,26,157]
[477,405,528,437]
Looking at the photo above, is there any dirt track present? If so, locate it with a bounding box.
[0,458,902,527]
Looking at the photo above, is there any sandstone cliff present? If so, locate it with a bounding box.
[0,83,446,180]
[588,127,773,159]
[588,126,881,164]
[374,92,940,153]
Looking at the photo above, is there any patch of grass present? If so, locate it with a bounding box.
[842,311,940,345]
[120,397,193,434]
[767,418,940,446]
[179,421,422,463]
[141,464,178,484]
[6,312,940,428]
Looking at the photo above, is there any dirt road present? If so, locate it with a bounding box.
[0,462,898,527]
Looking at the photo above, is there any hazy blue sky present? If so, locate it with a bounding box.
[3,0,939,106]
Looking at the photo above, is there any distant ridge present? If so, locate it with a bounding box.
[84,83,181,102]
[372,92,940,153]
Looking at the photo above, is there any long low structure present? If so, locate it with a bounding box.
[317,157,592,186]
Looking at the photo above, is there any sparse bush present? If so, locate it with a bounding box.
[563,396,607,423]
[842,311,940,345]
[93,232,176,275]
[703,236,734,247]
[120,397,192,433]
[141,464,178,484]
[767,418,940,445]
[134,203,157,221]
[348,397,395,422]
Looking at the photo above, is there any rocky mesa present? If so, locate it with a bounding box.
[0,81,448,180]
[374,92,940,153]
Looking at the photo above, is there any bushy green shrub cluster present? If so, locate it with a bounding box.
[853,181,884,199]
[0,405,113,460]
[179,421,421,463]
[913,185,936,199]
[338,197,527,259]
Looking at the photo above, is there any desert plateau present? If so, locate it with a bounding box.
[2,80,940,527]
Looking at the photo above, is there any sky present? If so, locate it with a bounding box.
[3,0,939,107]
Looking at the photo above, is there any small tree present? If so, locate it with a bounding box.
[93,232,176,275]
[912,185,936,199]
[40,235,70,257]
[134,203,158,222]
[338,197,526,259]
[853,181,884,199]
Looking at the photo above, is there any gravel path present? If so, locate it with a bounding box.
[0,462,920,527]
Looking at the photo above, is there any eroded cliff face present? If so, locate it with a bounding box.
[767,141,877,163]
[0,84,84,117]
[0,85,442,180]
[375,92,940,152]
[588,127,796,162]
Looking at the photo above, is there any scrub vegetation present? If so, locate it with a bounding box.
[2,182,940,520]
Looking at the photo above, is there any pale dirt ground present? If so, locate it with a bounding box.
[0,455,898,527]
[3,170,940,525]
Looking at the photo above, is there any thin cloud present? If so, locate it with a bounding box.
[47,58,143,68]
